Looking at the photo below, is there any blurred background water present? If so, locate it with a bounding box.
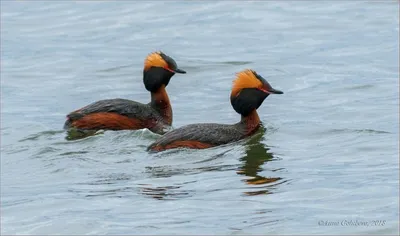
[1,1,399,235]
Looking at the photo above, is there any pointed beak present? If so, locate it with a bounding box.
[164,67,187,74]
[267,87,283,94]
[259,87,284,94]
[173,68,186,74]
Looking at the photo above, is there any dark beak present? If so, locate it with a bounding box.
[267,87,283,94]
[173,68,186,74]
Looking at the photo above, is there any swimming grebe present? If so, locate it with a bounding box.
[64,51,186,134]
[147,69,283,152]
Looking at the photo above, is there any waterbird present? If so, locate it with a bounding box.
[147,69,283,152]
[64,51,186,135]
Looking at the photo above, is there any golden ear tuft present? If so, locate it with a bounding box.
[231,69,262,97]
[144,51,168,71]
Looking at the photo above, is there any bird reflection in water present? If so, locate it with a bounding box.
[139,126,283,199]
[138,184,193,200]
[65,128,103,141]
[236,125,283,196]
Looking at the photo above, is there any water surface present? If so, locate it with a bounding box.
[1,1,399,235]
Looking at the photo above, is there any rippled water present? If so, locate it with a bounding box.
[1,1,399,235]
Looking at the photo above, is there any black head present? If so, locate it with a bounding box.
[143,51,186,92]
[230,69,283,116]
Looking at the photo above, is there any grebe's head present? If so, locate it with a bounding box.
[230,69,283,116]
[143,51,186,92]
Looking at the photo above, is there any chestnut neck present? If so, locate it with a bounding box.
[238,109,261,136]
[150,85,172,125]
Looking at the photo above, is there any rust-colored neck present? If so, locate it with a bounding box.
[150,85,172,125]
[239,110,261,136]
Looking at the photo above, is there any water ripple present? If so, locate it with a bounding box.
[1,1,398,235]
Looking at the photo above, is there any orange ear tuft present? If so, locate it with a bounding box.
[144,51,168,71]
[231,69,263,97]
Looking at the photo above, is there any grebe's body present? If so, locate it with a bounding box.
[148,69,283,152]
[64,52,186,134]
[64,96,171,134]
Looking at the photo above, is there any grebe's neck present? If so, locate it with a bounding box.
[150,85,172,125]
[238,110,261,136]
